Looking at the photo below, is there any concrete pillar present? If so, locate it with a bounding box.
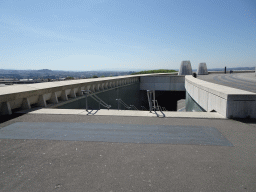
[60,90,68,101]
[0,101,12,115]
[178,60,192,75]
[49,92,58,104]
[37,95,47,107]
[76,88,83,96]
[69,89,76,98]
[21,98,31,110]
[97,84,101,91]
[91,85,95,92]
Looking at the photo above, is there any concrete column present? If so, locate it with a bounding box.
[49,92,58,104]
[21,98,31,110]
[70,89,76,98]
[86,85,91,93]
[37,95,47,107]
[60,90,68,101]
[97,84,101,91]
[91,85,95,92]
[0,101,12,115]
[78,86,85,96]
[101,83,105,90]
[76,87,83,96]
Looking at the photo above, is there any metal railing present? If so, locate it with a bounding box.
[147,90,165,117]
[116,99,131,110]
[130,105,138,110]
[82,90,111,112]
[152,100,165,117]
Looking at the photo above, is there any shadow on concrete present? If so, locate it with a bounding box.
[0,113,25,124]
[233,118,256,125]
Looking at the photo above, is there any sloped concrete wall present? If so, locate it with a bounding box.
[185,76,256,118]
[140,76,185,91]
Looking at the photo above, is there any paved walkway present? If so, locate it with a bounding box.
[0,114,255,192]
[198,73,256,93]
[25,108,225,119]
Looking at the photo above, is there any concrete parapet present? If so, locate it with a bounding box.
[197,63,208,75]
[185,76,256,118]
[178,61,192,75]
[0,75,141,115]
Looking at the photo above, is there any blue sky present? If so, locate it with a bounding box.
[0,0,255,71]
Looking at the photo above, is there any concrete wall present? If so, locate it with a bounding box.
[57,83,141,110]
[140,76,185,91]
[185,76,256,118]
[0,75,141,115]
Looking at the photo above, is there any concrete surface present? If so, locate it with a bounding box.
[26,108,225,119]
[140,76,185,91]
[185,75,256,118]
[198,73,256,93]
[0,113,255,192]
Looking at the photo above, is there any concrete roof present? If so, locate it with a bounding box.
[0,113,256,191]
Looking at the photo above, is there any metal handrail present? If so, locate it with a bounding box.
[152,100,165,118]
[82,90,111,110]
[141,106,148,111]
[116,99,131,110]
[130,105,138,110]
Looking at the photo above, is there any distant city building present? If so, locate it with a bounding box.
[19,79,33,81]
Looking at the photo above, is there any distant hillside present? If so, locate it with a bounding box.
[131,69,177,75]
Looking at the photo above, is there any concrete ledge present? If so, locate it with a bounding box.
[185,76,256,118]
[27,108,225,119]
